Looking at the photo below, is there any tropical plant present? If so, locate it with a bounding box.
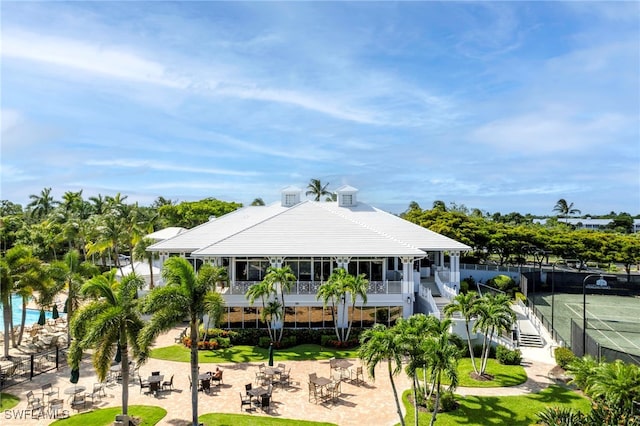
[27,187,57,219]
[588,360,640,414]
[48,249,99,341]
[202,291,226,342]
[0,245,45,352]
[554,199,581,217]
[473,293,515,376]
[305,178,331,201]
[133,237,158,290]
[537,406,586,426]
[262,266,297,343]
[359,323,405,426]
[566,355,600,391]
[317,268,368,343]
[424,317,460,426]
[444,291,479,373]
[138,257,222,426]
[246,280,278,342]
[68,270,146,422]
[250,198,265,206]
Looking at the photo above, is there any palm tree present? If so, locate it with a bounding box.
[133,237,158,290]
[553,199,581,217]
[473,293,515,376]
[0,245,44,353]
[262,266,296,343]
[251,198,265,206]
[138,257,222,426]
[68,271,146,423]
[27,187,57,219]
[202,291,226,342]
[246,280,278,342]
[316,270,344,341]
[444,291,479,373]
[423,317,459,426]
[344,272,368,342]
[359,323,406,426]
[48,250,99,341]
[305,178,331,201]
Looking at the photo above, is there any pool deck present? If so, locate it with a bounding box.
[3,324,559,426]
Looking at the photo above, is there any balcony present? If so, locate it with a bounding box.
[226,280,403,296]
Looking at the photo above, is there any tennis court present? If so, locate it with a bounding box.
[531,293,640,356]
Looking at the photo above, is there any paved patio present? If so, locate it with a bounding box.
[3,325,557,425]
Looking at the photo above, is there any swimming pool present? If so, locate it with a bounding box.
[0,294,65,330]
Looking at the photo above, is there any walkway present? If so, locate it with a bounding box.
[4,325,560,426]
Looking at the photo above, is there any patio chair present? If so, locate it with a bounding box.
[211,369,223,385]
[41,383,59,402]
[255,369,266,385]
[350,366,364,386]
[189,376,203,392]
[308,372,317,382]
[260,394,272,413]
[162,375,174,391]
[26,390,43,409]
[151,371,160,376]
[70,393,87,411]
[278,368,291,388]
[139,375,150,393]
[239,392,253,412]
[90,382,106,401]
[201,378,211,393]
[245,383,252,396]
[149,381,160,396]
[308,382,321,404]
[326,381,340,402]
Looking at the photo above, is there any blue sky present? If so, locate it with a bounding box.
[1,2,638,216]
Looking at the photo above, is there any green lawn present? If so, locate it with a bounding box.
[199,413,337,426]
[441,358,527,388]
[401,385,591,425]
[52,405,166,426]
[150,344,360,363]
[0,392,19,410]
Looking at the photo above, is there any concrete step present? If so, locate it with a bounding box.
[519,333,544,348]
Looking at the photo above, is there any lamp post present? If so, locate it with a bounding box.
[581,273,606,356]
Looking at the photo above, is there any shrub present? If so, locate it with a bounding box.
[473,344,496,358]
[537,407,586,426]
[554,347,576,369]
[258,336,272,348]
[496,345,522,365]
[487,274,518,296]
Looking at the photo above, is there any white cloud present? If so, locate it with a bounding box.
[2,30,188,88]
[85,159,261,177]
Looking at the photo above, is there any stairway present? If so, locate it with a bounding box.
[519,332,545,347]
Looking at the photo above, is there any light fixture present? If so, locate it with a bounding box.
[407,296,412,304]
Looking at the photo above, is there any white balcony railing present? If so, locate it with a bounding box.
[227,280,403,296]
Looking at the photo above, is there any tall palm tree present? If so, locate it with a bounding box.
[359,323,406,426]
[344,272,368,342]
[246,280,278,342]
[305,179,331,201]
[133,237,158,290]
[316,271,343,341]
[553,199,581,217]
[424,317,459,426]
[262,266,296,343]
[27,187,57,219]
[202,291,226,342]
[444,291,479,373]
[138,257,222,426]
[48,250,99,341]
[68,271,146,423]
[473,293,515,375]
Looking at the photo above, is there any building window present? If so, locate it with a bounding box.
[341,194,353,205]
[285,194,297,206]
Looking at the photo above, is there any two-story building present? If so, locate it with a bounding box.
[148,186,470,330]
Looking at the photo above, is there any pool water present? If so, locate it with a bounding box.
[0,294,65,329]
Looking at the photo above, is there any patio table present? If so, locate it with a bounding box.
[310,376,332,387]
[247,386,269,404]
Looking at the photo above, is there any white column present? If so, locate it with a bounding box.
[401,257,414,318]
[451,251,461,291]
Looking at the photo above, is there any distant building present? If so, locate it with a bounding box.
[148,185,470,329]
[534,217,640,233]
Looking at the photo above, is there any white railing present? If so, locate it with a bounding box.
[228,280,403,295]
[434,271,457,300]
[420,286,440,318]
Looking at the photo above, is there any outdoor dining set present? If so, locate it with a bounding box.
[307,358,365,404]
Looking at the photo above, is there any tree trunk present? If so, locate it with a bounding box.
[148,258,154,290]
[430,376,441,426]
[121,330,129,416]
[388,359,405,426]
[2,295,11,358]
[18,298,27,346]
[412,375,419,426]
[190,317,199,426]
[465,321,478,373]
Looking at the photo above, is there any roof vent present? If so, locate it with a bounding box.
[281,185,302,207]
[335,185,358,207]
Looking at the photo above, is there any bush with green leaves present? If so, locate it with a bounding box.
[537,407,586,426]
[496,345,522,365]
[554,346,576,369]
[487,274,518,296]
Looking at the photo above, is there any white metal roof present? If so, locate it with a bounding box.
[146,226,188,241]
[176,200,470,258]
